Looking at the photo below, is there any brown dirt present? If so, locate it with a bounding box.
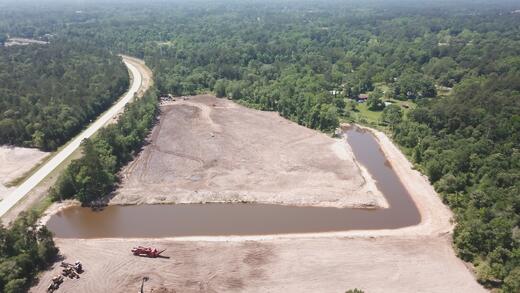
[31,235,484,293]
[33,97,485,292]
[0,146,48,200]
[113,95,386,208]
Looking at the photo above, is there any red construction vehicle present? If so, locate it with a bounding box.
[131,246,166,258]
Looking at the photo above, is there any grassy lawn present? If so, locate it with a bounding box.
[348,82,417,126]
[385,99,416,114]
[347,99,416,124]
[343,97,417,134]
[354,102,383,124]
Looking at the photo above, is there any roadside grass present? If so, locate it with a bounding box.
[2,147,83,220]
[5,139,71,188]
[5,156,50,187]
[31,194,54,218]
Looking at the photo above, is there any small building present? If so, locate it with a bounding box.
[357,94,369,102]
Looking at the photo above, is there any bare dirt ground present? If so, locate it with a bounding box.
[113,95,386,209]
[34,96,485,292]
[0,146,48,200]
[32,235,484,293]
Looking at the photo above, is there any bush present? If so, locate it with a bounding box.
[0,212,58,293]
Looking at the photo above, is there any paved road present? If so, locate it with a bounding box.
[0,58,143,218]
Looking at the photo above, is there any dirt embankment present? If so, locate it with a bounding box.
[113,95,386,209]
[363,126,454,236]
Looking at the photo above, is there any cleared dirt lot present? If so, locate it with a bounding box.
[113,95,386,208]
[32,235,484,293]
[34,96,484,292]
[0,146,48,200]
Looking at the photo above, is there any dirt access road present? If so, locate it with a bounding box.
[34,96,485,292]
[0,56,152,222]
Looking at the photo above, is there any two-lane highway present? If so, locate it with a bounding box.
[0,57,144,218]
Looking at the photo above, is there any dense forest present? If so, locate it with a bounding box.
[27,0,514,134]
[394,72,520,289]
[0,42,128,150]
[0,0,519,291]
[0,212,58,293]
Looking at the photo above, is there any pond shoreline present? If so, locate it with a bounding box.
[42,124,452,239]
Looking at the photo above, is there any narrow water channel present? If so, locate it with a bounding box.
[46,127,421,238]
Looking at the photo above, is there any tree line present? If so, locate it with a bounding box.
[51,88,158,204]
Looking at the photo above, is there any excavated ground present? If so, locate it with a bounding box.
[113,95,386,208]
[34,95,485,292]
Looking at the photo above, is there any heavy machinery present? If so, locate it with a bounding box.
[60,261,83,279]
[61,261,83,273]
[131,246,166,258]
[46,260,83,291]
[62,266,80,279]
[47,275,64,292]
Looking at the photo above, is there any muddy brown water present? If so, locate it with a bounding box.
[47,127,421,238]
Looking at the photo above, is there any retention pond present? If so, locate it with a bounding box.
[47,127,421,238]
